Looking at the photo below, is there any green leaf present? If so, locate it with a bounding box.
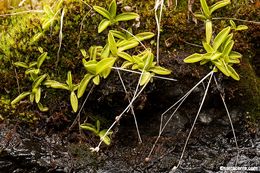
[93,6,110,20]
[14,62,29,68]
[205,20,212,44]
[223,40,234,57]
[70,91,78,112]
[11,92,31,105]
[80,49,87,58]
[29,62,37,68]
[221,33,233,50]
[143,52,154,70]
[80,123,98,134]
[101,44,110,59]
[229,51,242,59]
[108,32,118,55]
[83,59,97,74]
[25,68,40,75]
[184,53,203,63]
[98,129,113,145]
[227,65,240,80]
[121,61,133,68]
[98,19,111,33]
[235,25,248,31]
[228,59,240,64]
[150,66,171,75]
[44,80,70,90]
[200,59,210,65]
[77,74,93,98]
[140,71,153,86]
[202,41,214,53]
[210,0,230,14]
[96,57,116,74]
[117,52,133,62]
[30,93,35,103]
[194,13,207,20]
[66,71,73,90]
[213,60,230,77]
[210,52,222,61]
[118,40,139,52]
[213,27,231,50]
[200,0,210,18]
[110,30,126,40]
[96,120,100,132]
[37,102,49,112]
[109,0,117,18]
[34,87,41,103]
[37,52,48,69]
[133,32,155,41]
[93,75,100,85]
[115,12,139,22]
[229,20,236,29]
[32,74,47,89]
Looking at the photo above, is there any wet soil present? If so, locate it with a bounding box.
[0,105,259,173]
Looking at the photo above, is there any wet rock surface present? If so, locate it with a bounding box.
[0,110,259,173]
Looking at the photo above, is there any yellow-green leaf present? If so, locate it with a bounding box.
[93,6,110,19]
[202,41,214,53]
[37,102,49,112]
[133,32,155,41]
[205,20,212,44]
[70,91,78,112]
[200,0,210,18]
[140,71,153,86]
[77,74,93,98]
[108,32,118,55]
[213,27,231,50]
[150,66,171,75]
[235,25,248,31]
[229,51,242,59]
[66,71,73,90]
[118,40,139,52]
[184,53,203,63]
[227,65,240,80]
[34,87,41,103]
[32,74,47,89]
[109,0,117,18]
[98,19,111,33]
[44,80,69,90]
[115,12,139,22]
[93,75,100,85]
[117,51,132,62]
[14,62,29,69]
[11,92,31,105]
[99,129,113,145]
[96,57,116,74]
[37,52,48,69]
[210,0,230,14]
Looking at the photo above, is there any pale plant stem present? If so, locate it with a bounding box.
[0,10,44,17]
[213,76,239,166]
[116,68,142,143]
[170,71,214,173]
[55,8,65,67]
[147,70,214,159]
[111,67,177,82]
[212,17,260,25]
[95,83,148,149]
[155,0,164,64]
[69,84,95,131]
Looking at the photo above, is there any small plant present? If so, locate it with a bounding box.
[80,120,113,145]
[11,50,49,111]
[44,71,79,112]
[93,0,139,33]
